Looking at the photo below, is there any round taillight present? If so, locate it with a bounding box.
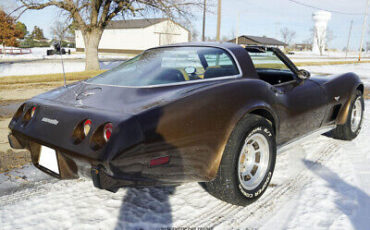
[30,106,37,118]
[84,119,92,136]
[103,123,113,142]
[13,104,25,120]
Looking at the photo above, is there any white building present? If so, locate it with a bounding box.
[75,18,190,56]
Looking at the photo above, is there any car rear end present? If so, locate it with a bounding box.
[8,97,146,190]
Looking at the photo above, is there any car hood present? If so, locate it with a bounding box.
[34,81,220,115]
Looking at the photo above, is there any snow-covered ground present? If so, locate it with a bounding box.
[0,102,369,230]
[0,60,124,77]
[290,50,370,58]
[289,51,370,63]
[0,47,127,77]
[1,48,80,60]
[304,63,370,86]
[0,47,127,61]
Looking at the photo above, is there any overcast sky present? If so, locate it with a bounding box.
[2,0,370,50]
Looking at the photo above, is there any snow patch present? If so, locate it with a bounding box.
[304,63,370,86]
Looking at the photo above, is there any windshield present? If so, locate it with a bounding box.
[86,46,240,87]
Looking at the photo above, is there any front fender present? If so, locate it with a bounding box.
[316,73,363,125]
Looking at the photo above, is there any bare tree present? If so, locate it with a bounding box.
[280,27,296,46]
[15,0,201,70]
[51,20,70,42]
[205,36,216,42]
[312,27,334,56]
[326,28,335,49]
[302,38,312,46]
[191,28,199,41]
[229,27,235,41]
[178,19,199,42]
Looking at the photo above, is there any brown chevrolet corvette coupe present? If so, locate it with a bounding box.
[8,43,364,206]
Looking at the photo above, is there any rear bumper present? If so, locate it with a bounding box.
[91,165,179,192]
[8,133,26,149]
[8,132,180,191]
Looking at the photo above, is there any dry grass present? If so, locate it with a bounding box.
[365,88,370,100]
[0,149,31,173]
[0,70,106,85]
[295,60,370,67]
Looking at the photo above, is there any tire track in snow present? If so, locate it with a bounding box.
[179,148,295,227]
[226,142,339,228]
[189,145,304,227]
[0,137,340,228]
[0,178,84,206]
[184,140,339,228]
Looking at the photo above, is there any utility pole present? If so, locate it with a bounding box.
[216,0,222,41]
[236,12,240,44]
[359,0,370,61]
[202,0,206,41]
[345,20,353,60]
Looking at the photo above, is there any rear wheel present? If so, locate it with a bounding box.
[333,90,364,140]
[202,114,276,206]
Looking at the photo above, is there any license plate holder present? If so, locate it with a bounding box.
[39,145,60,175]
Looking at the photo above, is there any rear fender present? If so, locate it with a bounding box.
[208,100,278,180]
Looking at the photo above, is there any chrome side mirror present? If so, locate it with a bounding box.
[298,69,311,80]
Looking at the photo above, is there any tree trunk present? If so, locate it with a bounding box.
[83,29,103,71]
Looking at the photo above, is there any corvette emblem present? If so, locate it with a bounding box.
[76,91,95,100]
[334,96,340,101]
[76,87,102,100]
[41,117,59,125]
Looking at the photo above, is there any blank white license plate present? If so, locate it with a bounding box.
[39,145,60,175]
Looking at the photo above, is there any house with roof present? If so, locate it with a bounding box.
[75,18,190,56]
[229,35,287,49]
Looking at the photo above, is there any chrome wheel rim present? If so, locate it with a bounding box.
[351,98,362,132]
[238,133,270,191]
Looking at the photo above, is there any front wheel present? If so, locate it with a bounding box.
[333,90,364,140]
[202,114,276,206]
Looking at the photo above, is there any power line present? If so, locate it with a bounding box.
[216,0,222,41]
[358,0,370,61]
[202,0,206,41]
[345,20,354,59]
[287,0,366,16]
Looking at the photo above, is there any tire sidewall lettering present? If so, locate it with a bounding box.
[237,125,274,199]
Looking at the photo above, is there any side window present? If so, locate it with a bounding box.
[161,50,203,68]
[248,50,295,85]
[202,51,239,79]
[249,51,291,71]
[204,53,234,67]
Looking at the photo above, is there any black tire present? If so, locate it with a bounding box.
[202,114,276,206]
[332,90,364,140]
